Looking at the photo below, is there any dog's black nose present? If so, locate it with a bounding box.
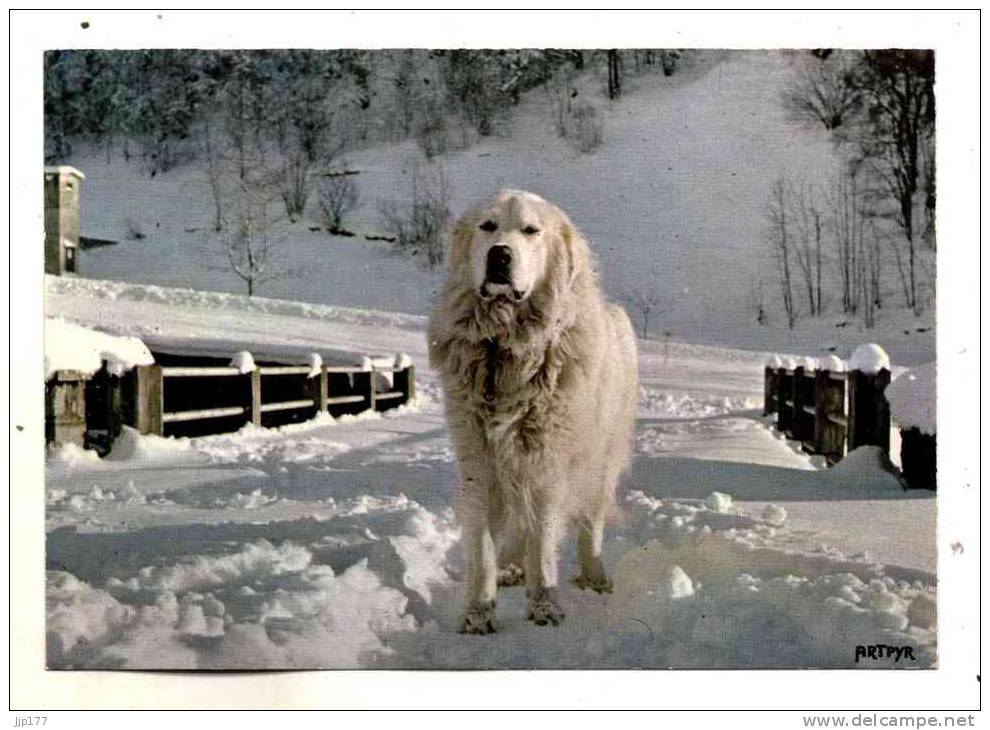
[486,245,512,283]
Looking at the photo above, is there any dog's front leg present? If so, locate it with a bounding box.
[455,477,498,634]
[525,496,566,626]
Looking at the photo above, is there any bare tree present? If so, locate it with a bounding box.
[202,118,225,232]
[846,50,934,315]
[791,182,825,316]
[828,166,868,315]
[225,186,286,296]
[783,51,861,130]
[628,289,662,339]
[866,224,883,312]
[317,173,359,232]
[749,277,768,326]
[859,252,875,329]
[606,50,622,100]
[767,178,797,329]
[547,62,578,138]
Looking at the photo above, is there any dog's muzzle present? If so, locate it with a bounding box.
[485,245,513,284]
[481,245,526,301]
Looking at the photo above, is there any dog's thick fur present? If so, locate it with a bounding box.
[427,190,638,633]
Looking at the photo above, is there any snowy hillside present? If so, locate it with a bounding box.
[61,50,935,364]
[46,285,935,670]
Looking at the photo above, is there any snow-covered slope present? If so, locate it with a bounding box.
[45,294,935,670]
[45,275,427,366]
[62,50,934,364]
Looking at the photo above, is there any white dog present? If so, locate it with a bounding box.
[428,190,638,633]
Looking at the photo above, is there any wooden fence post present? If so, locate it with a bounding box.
[135,364,163,436]
[319,365,328,413]
[405,364,415,404]
[847,367,891,454]
[813,369,828,456]
[48,370,92,446]
[792,366,806,442]
[83,361,126,455]
[763,366,775,416]
[394,364,416,406]
[369,366,378,412]
[900,428,937,490]
[775,367,791,433]
[250,369,262,426]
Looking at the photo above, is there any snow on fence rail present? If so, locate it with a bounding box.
[46,354,415,453]
[763,346,935,489]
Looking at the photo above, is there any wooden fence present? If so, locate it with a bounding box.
[764,363,934,489]
[46,356,415,451]
[135,360,415,437]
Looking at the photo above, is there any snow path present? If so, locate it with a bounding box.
[46,320,936,670]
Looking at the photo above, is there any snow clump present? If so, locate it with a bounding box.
[848,343,890,374]
[819,355,845,372]
[230,350,256,374]
[307,352,323,378]
[705,491,733,513]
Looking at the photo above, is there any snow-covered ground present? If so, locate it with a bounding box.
[46,291,935,670]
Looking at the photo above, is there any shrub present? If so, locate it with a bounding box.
[317,174,359,232]
[569,102,603,153]
[378,164,450,269]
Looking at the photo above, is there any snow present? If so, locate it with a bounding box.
[766,354,783,369]
[394,352,413,370]
[886,362,936,435]
[705,491,733,513]
[229,350,256,374]
[819,354,846,372]
[45,297,936,668]
[797,356,818,371]
[45,275,428,368]
[849,343,891,374]
[761,503,788,527]
[307,352,323,378]
[44,317,153,378]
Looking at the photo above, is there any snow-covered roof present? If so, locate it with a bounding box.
[44,165,86,180]
[45,317,153,379]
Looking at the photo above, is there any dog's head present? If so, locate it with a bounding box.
[430,190,597,364]
[447,190,591,311]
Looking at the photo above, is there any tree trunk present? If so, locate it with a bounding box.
[607,50,621,100]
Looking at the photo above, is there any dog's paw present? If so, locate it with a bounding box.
[526,587,565,626]
[573,574,614,594]
[459,600,497,635]
[496,563,525,587]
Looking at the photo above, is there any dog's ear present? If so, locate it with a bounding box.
[447,211,475,279]
[557,214,592,293]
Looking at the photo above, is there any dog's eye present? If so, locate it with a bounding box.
[479,220,498,233]
[522,225,540,236]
